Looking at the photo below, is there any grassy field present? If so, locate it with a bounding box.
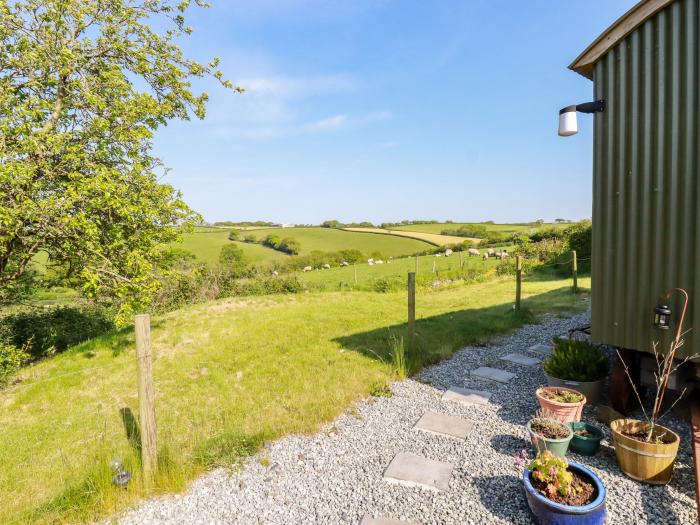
[0,274,590,524]
[242,227,433,257]
[390,222,568,235]
[177,232,289,265]
[341,227,475,246]
[298,251,498,289]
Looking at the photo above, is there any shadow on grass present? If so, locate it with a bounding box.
[120,407,142,456]
[334,286,585,373]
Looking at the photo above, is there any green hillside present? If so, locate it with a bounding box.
[177,232,288,265]
[243,227,432,257]
[390,222,567,235]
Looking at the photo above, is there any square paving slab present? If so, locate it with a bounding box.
[442,386,492,406]
[470,366,516,383]
[500,353,542,366]
[414,411,473,440]
[528,343,554,356]
[360,516,419,525]
[383,452,453,491]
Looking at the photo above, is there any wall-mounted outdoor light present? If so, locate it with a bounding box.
[558,100,606,136]
[653,303,671,330]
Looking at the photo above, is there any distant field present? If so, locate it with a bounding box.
[244,227,432,257]
[297,251,499,288]
[341,227,476,246]
[177,232,288,265]
[390,222,567,235]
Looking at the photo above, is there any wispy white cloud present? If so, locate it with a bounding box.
[241,74,359,98]
[303,114,348,131]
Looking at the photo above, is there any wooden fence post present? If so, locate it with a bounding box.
[459,251,464,269]
[572,250,578,293]
[407,272,416,350]
[135,314,157,481]
[515,256,522,310]
[432,259,436,274]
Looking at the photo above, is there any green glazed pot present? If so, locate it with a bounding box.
[526,420,573,458]
[569,422,604,456]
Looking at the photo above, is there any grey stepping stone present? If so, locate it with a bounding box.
[470,366,516,383]
[528,343,554,356]
[442,386,492,406]
[414,411,473,440]
[383,452,453,491]
[360,516,419,525]
[501,353,541,366]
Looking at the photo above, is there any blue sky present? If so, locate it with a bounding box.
[154,0,637,224]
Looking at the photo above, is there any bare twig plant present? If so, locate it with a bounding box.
[616,288,696,442]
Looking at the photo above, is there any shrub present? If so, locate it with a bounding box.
[277,237,301,255]
[338,249,364,264]
[543,338,608,382]
[441,224,488,238]
[564,220,592,260]
[0,342,30,383]
[219,244,248,274]
[243,234,256,243]
[0,306,115,361]
[227,230,239,241]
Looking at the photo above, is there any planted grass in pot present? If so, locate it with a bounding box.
[536,386,586,423]
[543,338,608,405]
[527,410,573,458]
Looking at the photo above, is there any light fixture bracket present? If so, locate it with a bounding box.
[574,100,606,114]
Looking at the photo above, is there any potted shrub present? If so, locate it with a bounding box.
[536,386,586,422]
[611,335,691,484]
[543,338,608,405]
[517,450,607,524]
[569,422,604,456]
[527,410,573,458]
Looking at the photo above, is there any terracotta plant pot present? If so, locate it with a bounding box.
[545,373,604,406]
[610,419,680,485]
[536,386,586,423]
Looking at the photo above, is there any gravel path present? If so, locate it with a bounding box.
[116,312,697,524]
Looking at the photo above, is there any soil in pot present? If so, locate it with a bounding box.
[622,429,676,445]
[531,419,570,439]
[531,469,596,506]
[575,429,595,437]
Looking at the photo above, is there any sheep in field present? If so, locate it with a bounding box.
[375,260,384,265]
[487,248,495,256]
[482,252,489,260]
[272,270,279,276]
[468,248,480,257]
[303,266,313,272]
[445,249,453,257]
[340,261,349,267]
[322,263,331,269]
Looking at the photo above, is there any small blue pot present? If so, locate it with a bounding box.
[523,461,606,525]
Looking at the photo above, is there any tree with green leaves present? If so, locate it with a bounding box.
[218,243,248,274]
[0,0,241,323]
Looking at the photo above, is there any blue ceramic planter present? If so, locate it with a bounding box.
[523,461,606,525]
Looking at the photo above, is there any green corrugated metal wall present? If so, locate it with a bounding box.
[591,0,699,359]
